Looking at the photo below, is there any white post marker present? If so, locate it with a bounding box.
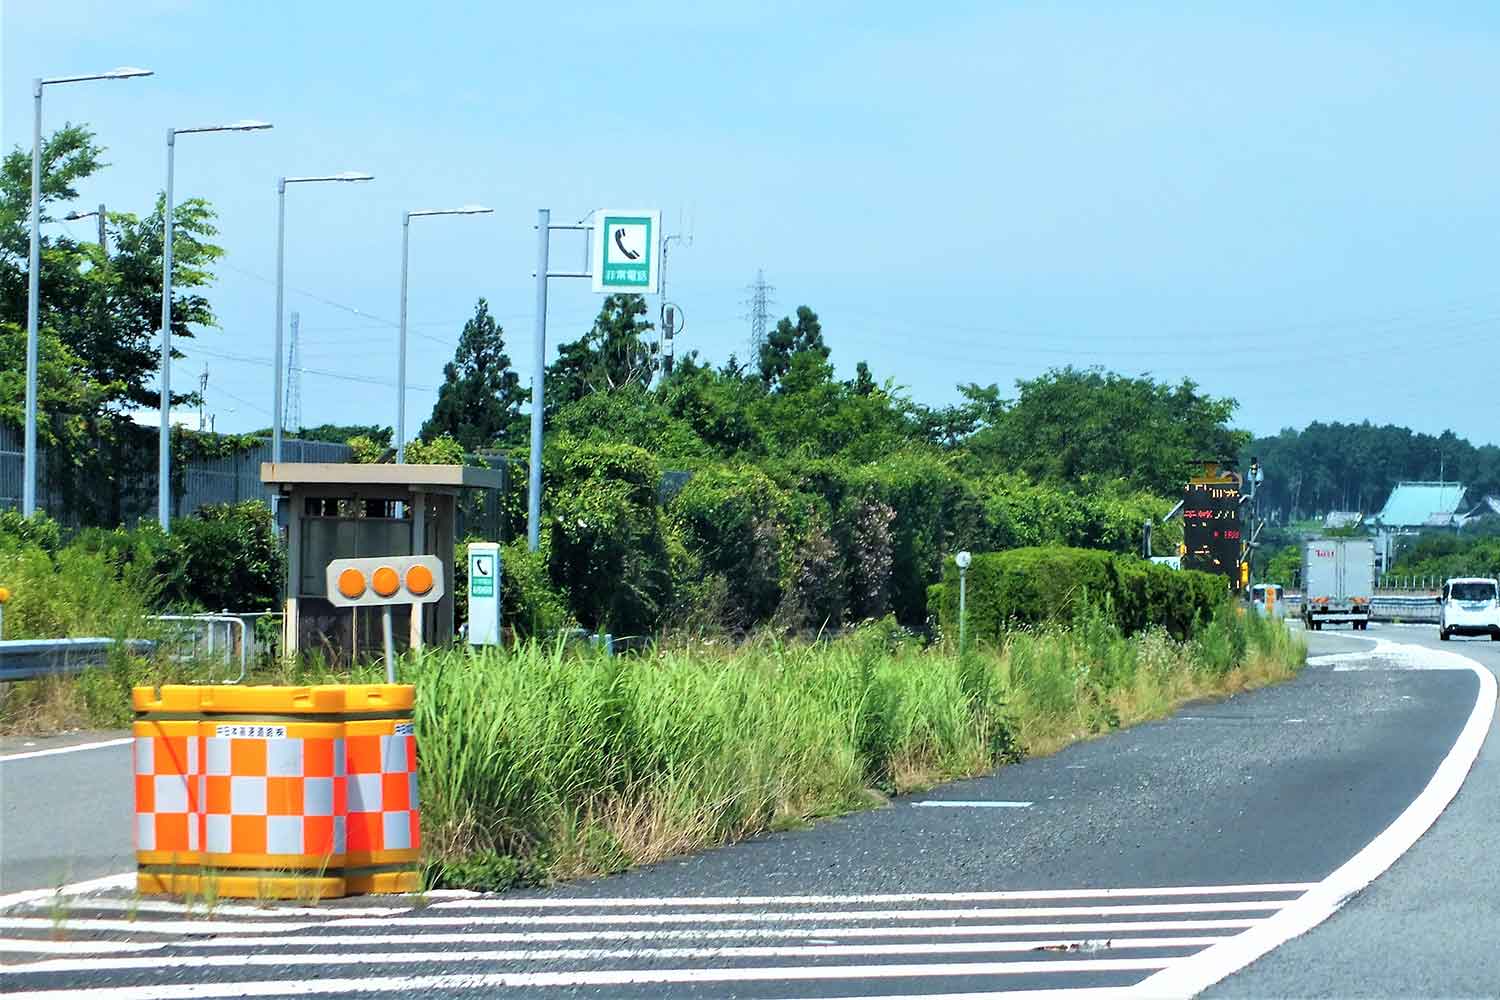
[467,542,501,646]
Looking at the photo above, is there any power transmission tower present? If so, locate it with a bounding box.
[284,310,302,436]
[742,269,774,362]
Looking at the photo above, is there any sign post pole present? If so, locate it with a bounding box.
[381,605,395,683]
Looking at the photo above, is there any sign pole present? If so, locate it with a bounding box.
[527,209,549,552]
[382,605,395,683]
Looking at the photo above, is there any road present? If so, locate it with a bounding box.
[0,625,1490,998]
[0,732,133,892]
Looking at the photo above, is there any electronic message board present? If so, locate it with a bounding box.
[1181,479,1241,582]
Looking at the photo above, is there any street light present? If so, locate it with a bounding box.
[159,119,273,531]
[63,205,107,254]
[274,172,375,463]
[397,205,493,463]
[24,66,153,518]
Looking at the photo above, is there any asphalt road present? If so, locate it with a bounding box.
[0,627,1486,998]
[1211,623,1500,998]
[0,732,133,892]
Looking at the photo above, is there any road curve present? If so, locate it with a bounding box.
[0,629,1489,999]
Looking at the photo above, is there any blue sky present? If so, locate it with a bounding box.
[7,2,1500,444]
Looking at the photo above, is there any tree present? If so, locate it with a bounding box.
[758,306,827,388]
[421,298,525,450]
[964,367,1246,496]
[544,294,655,417]
[0,125,223,413]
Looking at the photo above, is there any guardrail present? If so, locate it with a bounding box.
[151,614,250,684]
[0,638,156,683]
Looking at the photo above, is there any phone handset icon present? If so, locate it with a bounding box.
[614,227,641,260]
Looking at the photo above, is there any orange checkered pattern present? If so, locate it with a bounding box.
[201,732,346,859]
[134,729,199,854]
[347,723,419,855]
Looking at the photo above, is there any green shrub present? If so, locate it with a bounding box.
[160,501,285,612]
[933,546,1226,642]
[502,539,573,637]
[668,465,789,628]
[0,511,62,554]
[546,436,671,636]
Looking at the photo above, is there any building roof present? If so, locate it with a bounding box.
[260,462,504,491]
[1374,481,1467,528]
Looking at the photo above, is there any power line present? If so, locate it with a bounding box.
[182,343,439,392]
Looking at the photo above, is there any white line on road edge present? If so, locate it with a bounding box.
[0,916,325,936]
[1,936,1232,975]
[0,872,134,911]
[3,959,1177,998]
[786,991,1136,1000]
[0,736,132,764]
[1130,639,1497,998]
[433,883,1314,909]
[913,800,1033,808]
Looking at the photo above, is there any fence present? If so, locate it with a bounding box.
[0,424,351,528]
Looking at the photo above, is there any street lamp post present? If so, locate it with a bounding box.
[955,550,972,652]
[396,205,493,463]
[274,172,374,464]
[24,66,152,518]
[159,120,272,531]
[63,205,107,254]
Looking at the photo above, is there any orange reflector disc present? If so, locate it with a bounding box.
[372,566,400,598]
[337,568,366,599]
[405,564,435,596]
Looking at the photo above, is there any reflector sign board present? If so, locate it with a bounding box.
[592,209,660,294]
[325,555,445,608]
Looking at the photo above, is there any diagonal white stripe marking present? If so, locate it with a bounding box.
[2,936,1227,975]
[335,900,1291,927]
[432,883,1315,908]
[134,918,1260,949]
[0,917,323,936]
[0,736,132,764]
[0,939,164,956]
[3,959,1176,998]
[14,898,410,919]
[0,872,135,910]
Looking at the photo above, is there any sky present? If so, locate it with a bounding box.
[6,1,1500,445]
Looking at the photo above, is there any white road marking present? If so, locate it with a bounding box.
[787,991,1135,1000]
[4,959,1177,998]
[1131,639,1497,998]
[0,736,132,764]
[913,800,1033,808]
[154,918,1260,949]
[0,916,322,936]
[0,936,1230,975]
[0,872,134,910]
[325,900,1293,928]
[433,883,1314,908]
[13,897,411,919]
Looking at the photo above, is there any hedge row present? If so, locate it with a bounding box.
[932,547,1227,642]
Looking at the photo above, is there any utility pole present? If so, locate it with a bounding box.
[662,305,676,376]
[284,310,302,436]
[196,363,209,432]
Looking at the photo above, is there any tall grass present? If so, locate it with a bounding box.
[417,607,1304,888]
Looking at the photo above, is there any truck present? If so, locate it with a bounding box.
[1300,538,1375,630]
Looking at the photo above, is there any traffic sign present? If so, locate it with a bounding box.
[467,542,501,646]
[592,209,660,294]
[324,555,445,608]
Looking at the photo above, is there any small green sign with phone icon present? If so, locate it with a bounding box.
[593,210,660,294]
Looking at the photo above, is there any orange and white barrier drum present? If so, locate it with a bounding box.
[343,684,420,894]
[132,683,416,899]
[132,688,201,894]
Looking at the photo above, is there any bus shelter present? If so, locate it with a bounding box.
[261,463,504,661]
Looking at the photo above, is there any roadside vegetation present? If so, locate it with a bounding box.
[418,606,1303,890]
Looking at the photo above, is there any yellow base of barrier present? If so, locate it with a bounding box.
[346,869,421,895]
[138,870,345,901]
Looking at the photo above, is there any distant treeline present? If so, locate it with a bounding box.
[1249,421,1500,519]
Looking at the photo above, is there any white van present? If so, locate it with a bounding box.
[1439,577,1500,641]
